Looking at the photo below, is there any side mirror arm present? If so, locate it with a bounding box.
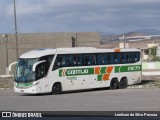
[9,62,17,72]
[32,60,46,72]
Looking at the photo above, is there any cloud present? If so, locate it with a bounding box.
[1,0,160,34]
[5,1,44,16]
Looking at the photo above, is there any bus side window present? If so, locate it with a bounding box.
[65,56,70,66]
[97,54,105,65]
[62,55,67,67]
[36,63,46,80]
[114,53,119,64]
[125,53,129,63]
[84,55,90,65]
[89,54,93,65]
[78,54,83,66]
[107,54,110,64]
[129,53,132,63]
[53,55,62,70]
[117,53,121,64]
[69,55,74,67]
[137,52,140,62]
[131,53,133,63]
[103,54,107,64]
[39,55,54,74]
[133,52,140,62]
[48,55,54,64]
[73,55,77,66]
[127,53,133,63]
[90,54,96,65]
[110,54,114,64]
[55,54,84,67]
[72,54,82,66]
[120,53,125,64]
[97,54,102,65]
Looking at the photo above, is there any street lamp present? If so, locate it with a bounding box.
[2,34,9,75]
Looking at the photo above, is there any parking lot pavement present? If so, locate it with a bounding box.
[0,88,159,111]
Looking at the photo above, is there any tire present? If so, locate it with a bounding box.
[110,78,118,89]
[51,83,61,94]
[119,77,128,89]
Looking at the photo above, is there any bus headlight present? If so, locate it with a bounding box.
[33,82,40,86]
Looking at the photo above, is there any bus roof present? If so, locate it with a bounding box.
[20,47,141,59]
[20,48,56,58]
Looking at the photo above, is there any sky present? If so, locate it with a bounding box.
[0,0,160,34]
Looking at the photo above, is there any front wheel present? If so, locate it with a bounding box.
[51,83,61,94]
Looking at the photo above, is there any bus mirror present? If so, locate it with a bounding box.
[9,62,17,72]
[32,60,46,72]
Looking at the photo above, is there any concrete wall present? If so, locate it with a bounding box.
[0,32,100,75]
[76,32,100,47]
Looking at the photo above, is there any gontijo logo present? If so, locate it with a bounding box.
[67,69,89,75]
[59,68,94,77]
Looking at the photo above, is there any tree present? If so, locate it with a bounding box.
[149,46,160,61]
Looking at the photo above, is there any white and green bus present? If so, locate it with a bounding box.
[14,47,141,94]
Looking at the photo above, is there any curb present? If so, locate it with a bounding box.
[0,75,14,78]
[0,88,12,90]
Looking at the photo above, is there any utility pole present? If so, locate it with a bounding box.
[2,34,9,75]
[123,35,126,49]
[75,33,78,47]
[14,0,19,60]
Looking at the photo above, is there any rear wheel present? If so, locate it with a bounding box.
[110,78,118,89]
[51,83,61,94]
[119,77,128,89]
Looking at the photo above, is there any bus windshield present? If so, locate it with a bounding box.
[15,58,38,83]
[15,55,54,83]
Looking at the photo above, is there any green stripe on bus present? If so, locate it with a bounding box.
[115,66,120,73]
[115,65,141,73]
[59,69,63,76]
[59,65,142,77]
[97,75,103,81]
[16,82,33,87]
[100,67,106,74]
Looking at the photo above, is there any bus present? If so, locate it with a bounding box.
[14,47,142,94]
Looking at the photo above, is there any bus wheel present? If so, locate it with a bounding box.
[110,78,118,89]
[51,83,61,94]
[119,77,128,89]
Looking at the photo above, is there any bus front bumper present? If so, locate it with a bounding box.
[14,86,38,94]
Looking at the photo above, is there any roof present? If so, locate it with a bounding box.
[20,47,141,59]
[20,48,56,58]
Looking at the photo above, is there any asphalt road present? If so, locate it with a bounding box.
[0,88,159,111]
